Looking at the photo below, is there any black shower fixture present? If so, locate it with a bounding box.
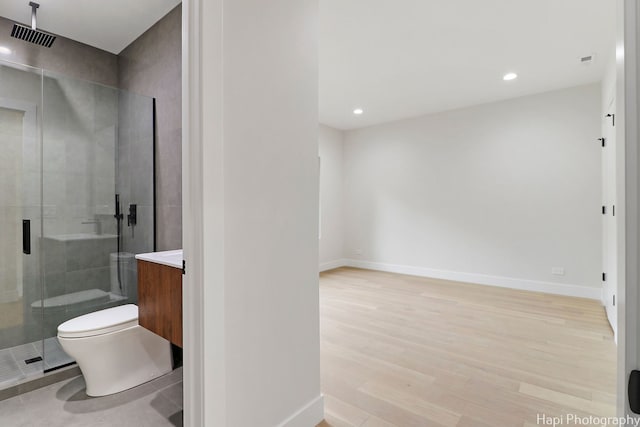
[10,2,56,48]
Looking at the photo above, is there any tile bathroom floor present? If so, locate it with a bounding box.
[0,367,183,426]
[0,337,73,390]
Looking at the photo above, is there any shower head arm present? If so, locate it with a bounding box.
[28,2,39,30]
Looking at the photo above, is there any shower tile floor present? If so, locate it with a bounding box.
[0,367,183,427]
[0,337,73,389]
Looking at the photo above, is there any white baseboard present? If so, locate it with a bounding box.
[344,259,602,301]
[277,394,324,427]
[319,259,348,272]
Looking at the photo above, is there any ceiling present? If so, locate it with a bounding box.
[320,0,616,130]
[0,0,181,54]
[0,1,616,128]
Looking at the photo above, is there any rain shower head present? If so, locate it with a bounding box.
[11,23,56,48]
[11,2,56,48]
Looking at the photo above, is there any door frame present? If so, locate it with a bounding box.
[619,0,640,417]
[603,89,617,340]
[182,0,203,425]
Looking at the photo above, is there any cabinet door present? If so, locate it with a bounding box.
[138,260,183,347]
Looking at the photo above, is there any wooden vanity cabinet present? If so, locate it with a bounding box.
[137,260,183,347]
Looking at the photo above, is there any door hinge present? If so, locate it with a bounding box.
[613,205,616,216]
[602,272,606,282]
[602,206,607,215]
[613,295,616,306]
[599,137,606,147]
[606,113,615,126]
[182,260,186,275]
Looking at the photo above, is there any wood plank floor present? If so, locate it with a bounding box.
[317,267,616,427]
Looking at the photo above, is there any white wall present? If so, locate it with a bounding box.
[319,124,344,270]
[223,0,322,418]
[183,0,322,425]
[342,84,602,297]
[602,54,617,114]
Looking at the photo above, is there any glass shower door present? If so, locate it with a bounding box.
[39,71,156,371]
[0,59,156,383]
[40,71,121,370]
[0,60,45,387]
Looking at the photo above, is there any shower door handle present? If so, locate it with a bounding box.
[22,219,31,255]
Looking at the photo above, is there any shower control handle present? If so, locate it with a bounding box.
[127,204,137,227]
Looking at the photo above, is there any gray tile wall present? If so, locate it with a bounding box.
[117,90,155,271]
[0,108,25,305]
[41,72,119,238]
[118,6,182,251]
[0,16,118,87]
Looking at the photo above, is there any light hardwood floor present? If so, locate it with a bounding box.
[317,267,616,427]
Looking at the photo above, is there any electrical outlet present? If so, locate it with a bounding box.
[551,267,565,276]
[355,249,362,256]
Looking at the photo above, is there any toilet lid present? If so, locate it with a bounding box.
[58,304,138,338]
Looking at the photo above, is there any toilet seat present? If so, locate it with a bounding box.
[58,304,138,339]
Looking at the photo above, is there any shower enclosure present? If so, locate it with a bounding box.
[0,59,155,387]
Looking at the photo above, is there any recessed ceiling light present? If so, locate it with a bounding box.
[353,108,364,115]
[503,72,518,81]
[0,46,12,55]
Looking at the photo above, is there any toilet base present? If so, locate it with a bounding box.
[58,325,172,396]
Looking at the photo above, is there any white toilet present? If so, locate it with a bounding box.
[57,304,172,397]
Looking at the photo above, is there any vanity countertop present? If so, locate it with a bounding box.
[135,249,183,269]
